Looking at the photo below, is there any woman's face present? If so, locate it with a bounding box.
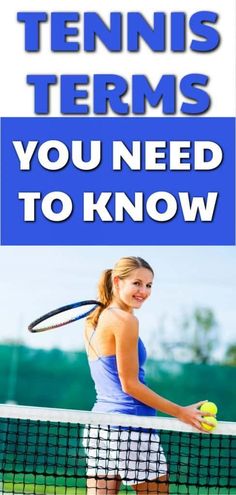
[114,267,153,311]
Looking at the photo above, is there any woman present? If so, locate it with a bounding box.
[83,256,211,494]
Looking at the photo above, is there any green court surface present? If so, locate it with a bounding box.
[2,478,236,495]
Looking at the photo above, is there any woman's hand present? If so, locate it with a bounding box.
[177,401,216,432]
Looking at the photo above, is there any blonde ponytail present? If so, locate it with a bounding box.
[87,269,113,327]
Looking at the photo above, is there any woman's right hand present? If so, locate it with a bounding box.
[177,401,216,432]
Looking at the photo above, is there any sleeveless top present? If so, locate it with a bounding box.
[88,330,156,417]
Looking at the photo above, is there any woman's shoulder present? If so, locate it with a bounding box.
[101,307,138,325]
[99,308,139,341]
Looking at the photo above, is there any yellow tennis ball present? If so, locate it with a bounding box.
[200,402,218,415]
[201,416,218,432]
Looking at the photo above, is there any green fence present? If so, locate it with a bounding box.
[0,345,235,421]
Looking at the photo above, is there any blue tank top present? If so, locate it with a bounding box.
[88,335,156,417]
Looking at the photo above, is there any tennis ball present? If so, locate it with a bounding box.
[200,402,218,415]
[201,416,218,432]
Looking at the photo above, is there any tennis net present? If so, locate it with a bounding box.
[0,404,235,494]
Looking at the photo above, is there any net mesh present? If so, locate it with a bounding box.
[0,405,236,494]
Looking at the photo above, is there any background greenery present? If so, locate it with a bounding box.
[1,343,235,421]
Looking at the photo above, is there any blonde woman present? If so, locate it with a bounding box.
[83,256,210,494]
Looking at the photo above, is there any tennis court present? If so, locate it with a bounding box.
[2,479,236,494]
[1,405,236,494]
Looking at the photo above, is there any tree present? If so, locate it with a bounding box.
[181,307,218,364]
[224,344,236,366]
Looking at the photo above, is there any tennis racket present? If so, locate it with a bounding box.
[28,300,104,333]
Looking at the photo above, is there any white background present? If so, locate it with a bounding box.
[0,0,235,117]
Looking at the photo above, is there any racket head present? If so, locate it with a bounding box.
[28,300,104,333]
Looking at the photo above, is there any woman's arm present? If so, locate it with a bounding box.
[113,311,210,431]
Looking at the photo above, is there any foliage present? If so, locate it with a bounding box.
[182,307,219,364]
[155,307,220,364]
[224,344,236,366]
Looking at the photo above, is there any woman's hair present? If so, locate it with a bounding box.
[87,256,154,327]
